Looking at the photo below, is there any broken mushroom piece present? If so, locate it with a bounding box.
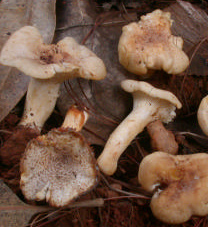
[197,95,208,136]
[97,80,182,175]
[20,105,98,207]
[146,120,178,154]
[0,26,106,166]
[118,9,189,77]
[138,151,208,224]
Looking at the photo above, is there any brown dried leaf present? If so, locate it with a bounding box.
[0,0,56,122]
[0,180,48,227]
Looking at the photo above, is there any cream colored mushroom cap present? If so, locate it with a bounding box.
[0,26,106,81]
[138,152,208,224]
[121,80,182,109]
[118,9,189,76]
[197,95,208,136]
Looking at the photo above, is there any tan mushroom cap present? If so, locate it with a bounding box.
[121,80,182,108]
[0,26,106,81]
[118,9,189,76]
[20,129,98,207]
[197,95,208,136]
[139,152,208,224]
[121,80,182,123]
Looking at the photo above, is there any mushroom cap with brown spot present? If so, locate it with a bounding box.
[139,152,208,224]
[20,129,98,207]
[121,80,182,109]
[118,9,189,76]
[0,26,106,81]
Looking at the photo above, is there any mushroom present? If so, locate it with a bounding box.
[97,80,182,175]
[20,105,98,207]
[197,95,208,136]
[0,26,106,166]
[146,120,178,154]
[118,9,189,77]
[138,151,208,224]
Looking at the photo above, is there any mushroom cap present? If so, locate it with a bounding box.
[118,9,189,76]
[121,80,182,108]
[197,95,208,136]
[121,80,182,123]
[138,152,208,224]
[0,26,106,81]
[20,129,98,207]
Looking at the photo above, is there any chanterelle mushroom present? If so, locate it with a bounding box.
[118,9,189,77]
[97,80,182,175]
[197,95,208,136]
[20,105,98,207]
[139,151,208,224]
[0,26,106,166]
[0,25,106,130]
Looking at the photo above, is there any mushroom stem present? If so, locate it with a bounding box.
[61,105,89,132]
[97,95,155,176]
[19,78,60,131]
[97,80,182,176]
[146,120,178,154]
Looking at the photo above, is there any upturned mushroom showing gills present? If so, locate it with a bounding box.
[139,151,208,224]
[0,26,106,166]
[197,95,208,136]
[118,9,189,77]
[97,80,182,175]
[20,105,98,207]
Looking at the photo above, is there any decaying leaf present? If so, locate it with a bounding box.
[0,0,56,122]
[0,180,48,227]
[166,1,208,76]
[0,179,104,227]
[56,0,208,145]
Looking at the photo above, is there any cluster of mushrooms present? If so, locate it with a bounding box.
[0,9,208,224]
